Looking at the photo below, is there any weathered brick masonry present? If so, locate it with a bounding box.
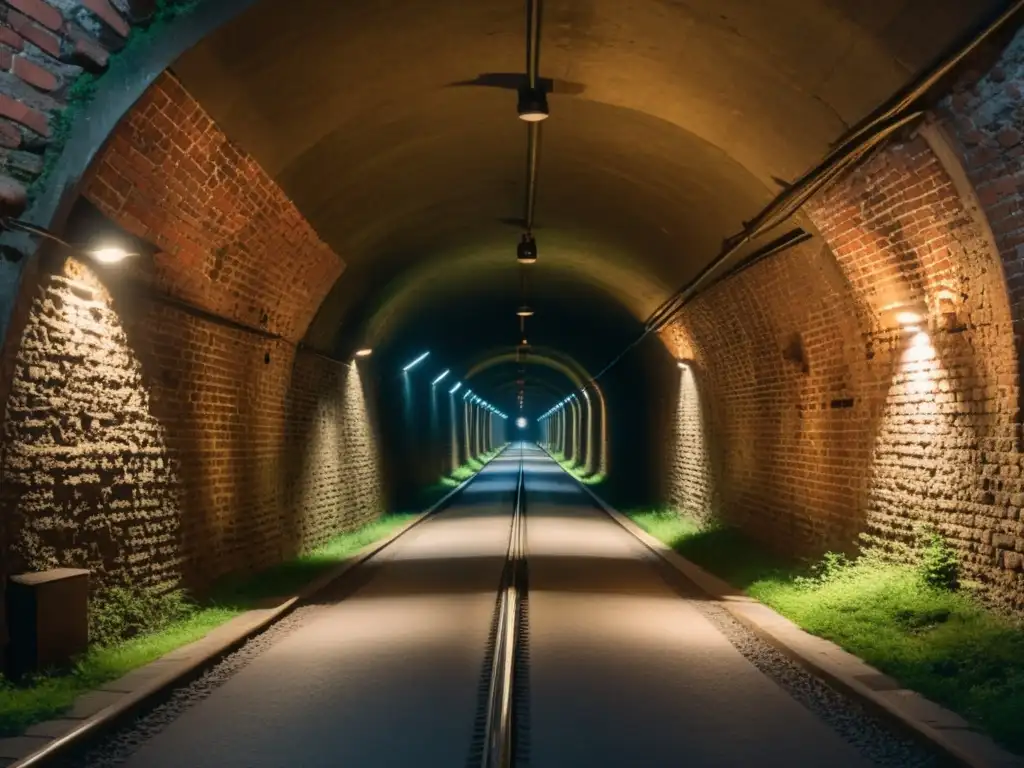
[0,71,391,595]
[661,33,1024,611]
[0,0,157,213]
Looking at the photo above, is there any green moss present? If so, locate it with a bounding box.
[628,509,1024,755]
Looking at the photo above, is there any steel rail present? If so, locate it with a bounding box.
[482,445,526,768]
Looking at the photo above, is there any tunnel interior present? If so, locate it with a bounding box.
[0,0,1022,634]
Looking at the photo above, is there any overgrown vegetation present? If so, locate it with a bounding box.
[89,585,195,648]
[548,448,606,485]
[0,512,415,736]
[628,509,1024,754]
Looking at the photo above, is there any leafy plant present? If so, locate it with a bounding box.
[919,530,960,591]
[793,551,850,589]
[89,585,194,647]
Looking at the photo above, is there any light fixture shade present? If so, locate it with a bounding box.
[517,234,537,264]
[517,86,550,121]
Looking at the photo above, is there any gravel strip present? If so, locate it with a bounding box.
[654,558,955,768]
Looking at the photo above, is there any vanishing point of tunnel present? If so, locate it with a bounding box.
[0,0,1021,766]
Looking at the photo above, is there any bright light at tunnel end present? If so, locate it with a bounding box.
[516,416,528,429]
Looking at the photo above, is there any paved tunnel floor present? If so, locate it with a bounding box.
[523,454,873,767]
[77,444,934,767]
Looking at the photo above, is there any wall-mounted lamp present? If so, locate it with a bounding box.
[1,218,140,265]
[90,246,135,264]
[355,348,373,358]
[403,351,430,372]
[895,311,923,327]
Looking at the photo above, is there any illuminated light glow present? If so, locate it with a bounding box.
[449,382,462,395]
[896,311,924,327]
[91,246,135,264]
[677,361,688,369]
[431,369,450,386]
[403,352,430,372]
[516,416,528,429]
[355,348,373,357]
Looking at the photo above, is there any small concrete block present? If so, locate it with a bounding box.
[24,718,80,738]
[0,735,51,759]
[66,690,126,720]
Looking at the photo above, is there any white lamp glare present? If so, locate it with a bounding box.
[516,416,528,429]
[90,246,135,264]
[403,351,430,372]
[431,369,450,386]
[449,382,462,395]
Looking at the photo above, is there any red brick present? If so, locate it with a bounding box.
[71,33,108,68]
[0,117,21,147]
[5,0,62,31]
[0,48,11,71]
[0,27,24,50]
[5,9,60,57]
[0,92,47,136]
[12,55,57,91]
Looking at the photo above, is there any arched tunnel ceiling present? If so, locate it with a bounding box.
[170,0,1003,360]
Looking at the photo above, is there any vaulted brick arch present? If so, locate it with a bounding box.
[0,0,1022,639]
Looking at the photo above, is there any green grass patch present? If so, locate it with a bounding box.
[547,448,606,485]
[628,509,1024,755]
[0,512,417,737]
[212,513,418,605]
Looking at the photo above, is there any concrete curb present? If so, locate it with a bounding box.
[3,446,511,768]
[540,446,1023,768]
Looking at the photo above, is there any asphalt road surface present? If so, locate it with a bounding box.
[94,443,928,767]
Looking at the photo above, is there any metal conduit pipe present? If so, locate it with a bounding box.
[583,1,1024,386]
[522,0,543,233]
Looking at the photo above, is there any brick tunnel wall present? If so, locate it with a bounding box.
[0,71,408,599]
[659,33,1024,612]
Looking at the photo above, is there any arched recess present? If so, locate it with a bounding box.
[465,347,608,477]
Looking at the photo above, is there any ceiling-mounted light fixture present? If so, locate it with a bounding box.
[517,305,535,317]
[449,382,462,395]
[517,233,537,264]
[431,369,450,386]
[355,348,373,358]
[517,86,549,122]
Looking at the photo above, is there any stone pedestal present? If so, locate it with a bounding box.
[6,569,90,679]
